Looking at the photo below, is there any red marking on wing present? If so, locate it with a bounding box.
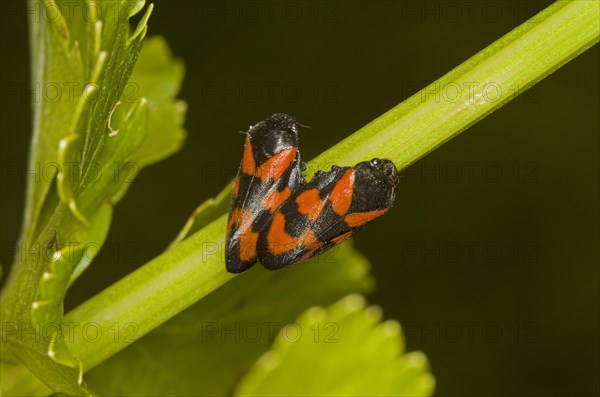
[267,213,297,255]
[228,207,259,261]
[297,233,326,263]
[296,188,325,221]
[267,212,324,256]
[256,147,296,181]
[330,169,355,216]
[232,176,240,199]
[302,229,323,251]
[239,228,259,261]
[242,136,255,175]
[262,187,292,213]
[227,208,254,235]
[344,209,388,228]
[227,208,240,235]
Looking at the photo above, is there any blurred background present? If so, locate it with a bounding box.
[1,0,598,395]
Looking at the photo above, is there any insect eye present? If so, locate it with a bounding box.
[384,163,399,185]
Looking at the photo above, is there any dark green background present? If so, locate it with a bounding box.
[1,1,598,395]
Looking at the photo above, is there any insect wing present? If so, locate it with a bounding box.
[258,159,399,269]
[226,113,304,273]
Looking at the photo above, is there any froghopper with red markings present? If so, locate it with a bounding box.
[226,113,305,273]
[225,113,398,273]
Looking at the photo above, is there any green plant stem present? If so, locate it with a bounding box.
[308,0,600,173]
[6,0,598,394]
[66,215,235,368]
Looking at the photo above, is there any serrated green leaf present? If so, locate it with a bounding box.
[59,96,149,213]
[57,134,89,225]
[127,35,184,101]
[54,0,99,78]
[3,341,89,396]
[85,242,373,395]
[1,204,112,396]
[75,4,151,215]
[1,2,187,395]
[98,0,146,55]
[30,202,112,365]
[128,36,187,168]
[22,0,85,246]
[234,294,435,397]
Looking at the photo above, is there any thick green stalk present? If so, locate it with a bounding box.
[66,215,235,367]
[6,0,599,394]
